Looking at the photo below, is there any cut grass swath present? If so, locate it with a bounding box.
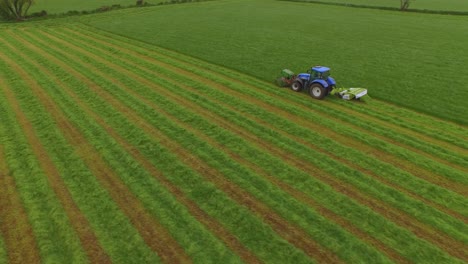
[24,29,344,264]
[70,23,467,141]
[10,27,314,262]
[51,22,468,241]
[0,146,41,264]
[81,1,468,125]
[157,60,467,183]
[0,61,89,264]
[69,24,468,164]
[9,38,261,264]
[60,26,468,225]
[68,25,468,182]
[1,23,467,263]
[30,26,468,262]
[0,37,166,264]
[67,25,463,192]
[0,33,217,264]
[331,99,468,150]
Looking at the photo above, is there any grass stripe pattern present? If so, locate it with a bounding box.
[0,24,466,263]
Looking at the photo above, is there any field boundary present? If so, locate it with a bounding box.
[279,0,468,16]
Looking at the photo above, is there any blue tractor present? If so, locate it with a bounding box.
[290,66,336,99]
[277,66,368,100]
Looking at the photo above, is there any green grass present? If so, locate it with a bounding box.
[30,0,140,14]
[0,34,164,263]
[16,27,315,264]
[293,0,468,11]
[1,7,467,262]
[8,30,245,263]
[40,25,467,262]
[0,63,89,264]
[72,25,468,212]
[33,27,383,263]
[83,0,468,125]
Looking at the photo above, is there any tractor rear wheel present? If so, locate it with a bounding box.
[291,81,303,92]
[309,83,326,99]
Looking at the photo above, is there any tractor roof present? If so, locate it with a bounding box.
[312,66,330,73]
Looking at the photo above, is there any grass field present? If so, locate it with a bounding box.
[30,0,144,14]
[28,0,468,14]
[1,0,468,263]
[83,0,468,125]
[0,20,467,262]
[293,0,468,11]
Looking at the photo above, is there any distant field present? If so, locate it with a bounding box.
[295,0,468,11]
[0,22,466,263]
[84,0,468,124]
[30,0,148,14]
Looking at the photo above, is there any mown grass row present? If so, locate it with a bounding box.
[0,38,165,263]
[9,30,318,264]
[65,25,463,182]
[69,25,468,182]
[78,37,468,221]
[0,36,177,261]
[51,23,468,235]
[20,28,357,263]
[27,27,466,262]
[3,25,467,262]
[2,33,248,263]
[0,132,41,264]
[144,54,468,180]
[323,100,468,167]
[0,58,89,264]
[331,99,468,149]
[53,26,468,224]
[61,26,468,260]
[72,25,468,151]
[158,51,468,183]
[68,23,468,234]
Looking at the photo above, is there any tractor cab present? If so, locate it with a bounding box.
[297,66,331,81]
[309,66,331,80]
[291,65,336,99]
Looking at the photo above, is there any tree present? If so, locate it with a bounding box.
[0,0,35,20]
[400,0,411,11]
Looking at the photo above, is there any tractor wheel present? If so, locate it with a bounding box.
[290,81,303,92]
[309,83,326,99]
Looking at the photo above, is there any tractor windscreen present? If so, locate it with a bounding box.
[321,71,330,79]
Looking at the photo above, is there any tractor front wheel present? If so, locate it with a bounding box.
[291,81,303,92]
[309,83,326,99]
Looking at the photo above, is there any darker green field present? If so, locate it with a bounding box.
[30,0,140,14]
[83,0,468,124]
[291,0,468,11]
